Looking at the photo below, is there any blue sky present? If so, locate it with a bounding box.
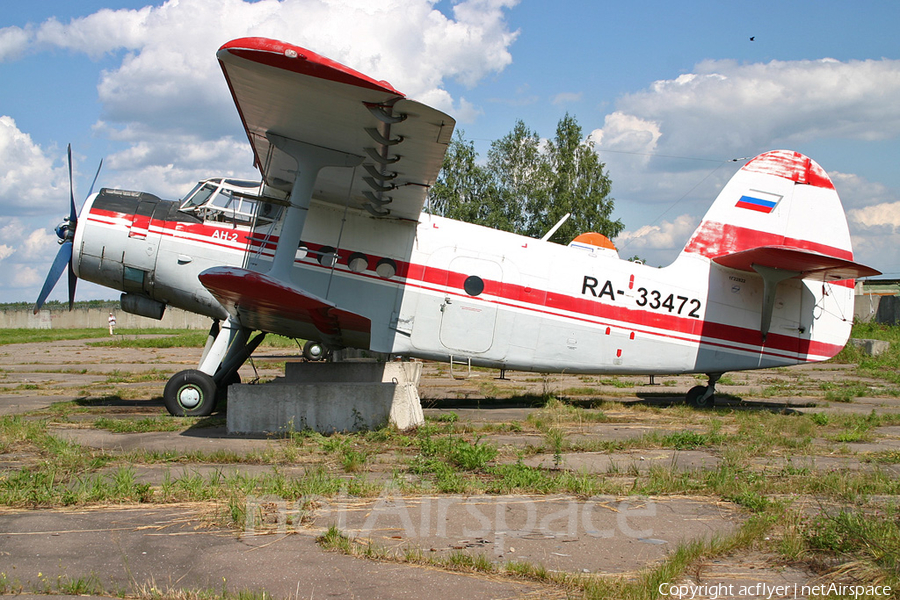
[1,0,899,304]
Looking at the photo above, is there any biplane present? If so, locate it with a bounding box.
[34,37,879,415]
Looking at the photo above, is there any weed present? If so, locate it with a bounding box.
[340,448,370,473]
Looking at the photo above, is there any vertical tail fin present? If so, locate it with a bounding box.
[681,150,877,347]
[682,150,856,261]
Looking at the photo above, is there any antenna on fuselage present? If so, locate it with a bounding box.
[540,212,571,242]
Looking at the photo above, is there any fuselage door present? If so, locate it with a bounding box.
[439,256,503,354]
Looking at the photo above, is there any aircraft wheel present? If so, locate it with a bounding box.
[303,340,326,361]
[686,385,714,409]
[164,370,217,417]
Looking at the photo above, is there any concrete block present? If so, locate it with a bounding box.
[854,294,881,323]
[848,338,891,357]
[283,361,422,385]
[875,295,900,326]
[227,361,424,435]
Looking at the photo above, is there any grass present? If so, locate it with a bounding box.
[2,323,900,596]
[0,328,112,345]
[86,330,311,349]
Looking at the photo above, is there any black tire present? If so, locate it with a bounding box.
[686,385,714,409]
[164,370,217,417]
[303,340,326,361]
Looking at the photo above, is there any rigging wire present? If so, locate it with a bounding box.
[326,166,357,299]
[615,157,743,251]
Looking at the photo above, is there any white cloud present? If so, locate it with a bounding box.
[831,171,898,211]
[0,0,521,302]
[0,116,68,215]
[552,92,583,106]
[605,57,900,160]
[7,0,517,140]
[849,201,900,230]
[614,213,699,266]
[10,264,42,289]
[590,112,661,156]
[0,25,31,62]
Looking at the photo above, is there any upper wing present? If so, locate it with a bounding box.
[217,37,455,221]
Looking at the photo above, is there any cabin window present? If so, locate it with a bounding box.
[464,275,485,296]
[376,258,397,279]
[317,246,338,267]
[348,252,368,273]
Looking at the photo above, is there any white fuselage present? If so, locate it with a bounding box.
[74,189,853,376]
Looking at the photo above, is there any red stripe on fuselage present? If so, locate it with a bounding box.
[87,206,845,361]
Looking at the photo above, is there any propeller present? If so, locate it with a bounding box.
[33,144,102,314]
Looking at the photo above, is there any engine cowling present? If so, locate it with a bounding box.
[73,188,230,320]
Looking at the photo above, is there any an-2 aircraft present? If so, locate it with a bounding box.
[34,37,880,416]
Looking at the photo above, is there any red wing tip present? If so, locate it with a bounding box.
[218,37,404,96]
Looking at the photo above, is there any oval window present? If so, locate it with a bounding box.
[464,275,484,296]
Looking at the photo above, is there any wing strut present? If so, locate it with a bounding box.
[265,132,363,280]
[752,264,801,341]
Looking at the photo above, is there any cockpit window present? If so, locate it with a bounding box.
[177,178,270,227]
[180,183,218,210]
[209,189,234,210]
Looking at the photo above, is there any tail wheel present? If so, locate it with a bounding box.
[303,340,327,361]
[164,370,217,416]
[686,385,714,409]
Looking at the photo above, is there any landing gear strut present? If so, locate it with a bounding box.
[685,372,722,409]
[163,318,265,416]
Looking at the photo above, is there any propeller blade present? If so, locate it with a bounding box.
[85,158,103,203]
[67,260,77,311]
[33,241,73,314]
[67,144,77,224]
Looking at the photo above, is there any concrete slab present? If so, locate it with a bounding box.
[670,551,813,599]
[0,506,545,599]
[0,395,77,416]
[49,426,277,455]
[522,450,722,473]
[748,455,900,476]
[301,494,742,575]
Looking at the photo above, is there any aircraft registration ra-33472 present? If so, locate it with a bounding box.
[34,37,880,416]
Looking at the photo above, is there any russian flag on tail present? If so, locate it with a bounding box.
[735,195,778,213]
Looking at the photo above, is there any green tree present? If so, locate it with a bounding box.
[428,131,494,224]
[485,120,547,234]
[429,115,622,245]
[537,113,622,243]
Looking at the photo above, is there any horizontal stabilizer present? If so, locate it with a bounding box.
[199,267,370,347]
[713,246,880,281]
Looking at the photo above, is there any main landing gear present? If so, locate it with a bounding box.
[163,318,266,416]
[685,372,722,409]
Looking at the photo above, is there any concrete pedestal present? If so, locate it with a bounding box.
[227,361,424,435]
